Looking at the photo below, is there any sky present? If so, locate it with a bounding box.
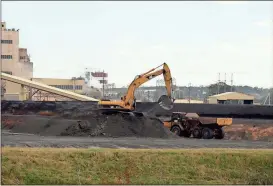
[2,1,273,88]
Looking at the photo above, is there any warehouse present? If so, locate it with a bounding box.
[208,92,254,105]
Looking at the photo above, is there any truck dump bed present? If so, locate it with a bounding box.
[199,117,233,126]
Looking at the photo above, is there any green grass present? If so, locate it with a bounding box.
[2,147,273,185]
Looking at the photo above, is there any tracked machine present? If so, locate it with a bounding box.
[98,63,174,116]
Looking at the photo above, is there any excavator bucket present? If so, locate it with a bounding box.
[158,95,174,110]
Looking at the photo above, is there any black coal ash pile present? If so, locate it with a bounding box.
[2,111,177,139]
[1,100,98,115]
[61,112,177,138]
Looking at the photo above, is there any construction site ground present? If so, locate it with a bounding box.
[2,114,273,149]
[1,101,273,149]
[2,130,273,149]
[2,102,273,185]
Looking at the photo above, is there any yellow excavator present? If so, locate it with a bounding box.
[98,63,174,116]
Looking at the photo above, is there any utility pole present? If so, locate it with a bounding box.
[217,73,220,94]
[230,73,233,92]
[188,83,191,103]
[102,70,105,98]
[224,73,226,92]
[269,93,271,105]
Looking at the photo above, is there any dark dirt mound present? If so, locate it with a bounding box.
[1,115,77,136]
[1,112,177,139]
[61,112,177,138]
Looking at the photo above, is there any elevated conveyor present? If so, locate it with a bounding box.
[1,72,98,101]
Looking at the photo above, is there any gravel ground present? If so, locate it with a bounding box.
[2,130,273,149]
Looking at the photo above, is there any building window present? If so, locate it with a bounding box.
[50,85,82,90]
[75,85,82,90]
[1,55,13,59]
[20,56,26,60]
[1,40,13,44]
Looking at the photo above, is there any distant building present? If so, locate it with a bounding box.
[208,92,254,105]
[1,22,103,101]
[1,21,33,99]
[174,99,204,104]
[31,77,102,101]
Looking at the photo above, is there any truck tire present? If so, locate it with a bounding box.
[202,127,214,139]
[192,128,202,139]
[171,126,181,136]
[181,130,191,138]
[214,127,225,139]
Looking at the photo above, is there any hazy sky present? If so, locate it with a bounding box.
[2,1,273,88]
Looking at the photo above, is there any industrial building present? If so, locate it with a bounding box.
[1,22,33,99]
[1,73,98,101]
[1,73,102,101]
[174,99,204,104]
[31,77,86,101]
[1,21,102,101]
[31,77,102,101]
[207,92,254,105]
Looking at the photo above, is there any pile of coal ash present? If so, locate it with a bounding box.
[2,112,177,139]
[61,112,177,138]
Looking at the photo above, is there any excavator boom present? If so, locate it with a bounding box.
[98,62,173,111]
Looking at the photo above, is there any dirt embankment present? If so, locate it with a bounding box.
[2,100,273,119]
[224,124,273,142]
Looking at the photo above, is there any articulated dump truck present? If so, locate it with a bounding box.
[162,112,232,139]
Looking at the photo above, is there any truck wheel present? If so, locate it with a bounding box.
[214,128,225,139]
[192,128,202,138]
[171,126,181,136]
[202,127,214,139]
[181,130,191,138]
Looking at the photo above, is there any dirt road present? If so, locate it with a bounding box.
[2,130,273,149]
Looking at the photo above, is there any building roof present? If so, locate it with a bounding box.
[208,92,254,100]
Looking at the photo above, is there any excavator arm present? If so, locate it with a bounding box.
[98,63,173,111]
[123,63,172,109]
